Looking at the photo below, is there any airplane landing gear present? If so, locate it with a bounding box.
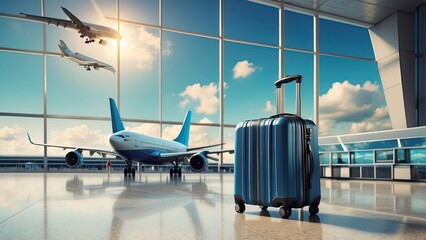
[169,161,182,177]
[124,161,135,177]
[85,38,95,44]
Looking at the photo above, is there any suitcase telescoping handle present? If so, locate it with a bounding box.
[275,75,302,116]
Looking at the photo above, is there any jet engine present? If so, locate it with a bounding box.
[65,150,84,168]
[189,153,208,172]
[99,39,107,45]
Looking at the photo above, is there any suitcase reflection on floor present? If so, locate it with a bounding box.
[234,209,323,239]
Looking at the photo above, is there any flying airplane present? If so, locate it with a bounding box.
[58,39,116,73]
[28,98,233,177]
[20,6,122,45]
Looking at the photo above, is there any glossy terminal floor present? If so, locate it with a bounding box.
[0,173,425,240]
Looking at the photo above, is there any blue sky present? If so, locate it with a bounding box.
[0,0,391,158]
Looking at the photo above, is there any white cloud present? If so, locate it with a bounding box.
[179,83,219,115]
[350,122,375,133]
[49,125,110,156]
[0,125,22,141]
[119,25,172,71]
[262,100,275,112]
[319,80,391,136]
[0,125,42,155]
[233,60,256,79]
[128,123,160,137]
[162,118,218,149]
[179,98,190,108]
[319,80,381,122]
[163,40,173,56]
[372,107,389,120]
[199,117,213,124]
[318,119,332,137]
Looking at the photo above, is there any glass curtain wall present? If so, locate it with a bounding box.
[0,0,387,168]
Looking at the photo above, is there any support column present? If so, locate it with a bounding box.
[369,12,415,129]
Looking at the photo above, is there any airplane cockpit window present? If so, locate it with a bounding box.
[117,135,125,138]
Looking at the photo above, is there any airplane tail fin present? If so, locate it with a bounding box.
[173,111,192,147]
[109,98,125,133]
[58,39,69,56]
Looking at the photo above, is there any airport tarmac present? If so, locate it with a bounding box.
[0,172,425,239]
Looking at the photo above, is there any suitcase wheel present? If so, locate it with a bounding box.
[309,205,319,215]
[235,202,246,213]
[259,205,268,211]
[279,207,292,218]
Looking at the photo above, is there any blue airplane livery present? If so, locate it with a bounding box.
[28,98,233,177]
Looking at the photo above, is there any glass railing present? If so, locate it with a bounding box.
[319,126,426,181]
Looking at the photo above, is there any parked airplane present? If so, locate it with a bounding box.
[58,40,115,73]
[28,98,233,177]
[20,6,121,45]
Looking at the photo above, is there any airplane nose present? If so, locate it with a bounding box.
[109,136,118,146]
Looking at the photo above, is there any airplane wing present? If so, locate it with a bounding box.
[27,133,119,158]
[60,6,86,30]
[83,62,116,73]
[20,13,78,30]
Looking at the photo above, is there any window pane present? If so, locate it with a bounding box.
[47,55,116,117]
[332,152,348,164]
[410,149,426,164]
[224,41,278,124]
[162,124,220,151]
[396,149,426,164]
[225,0,278,45]
[319,144,344,152]
[223,127,235,164]
[45,1,117,52]
[319,55,391,136]
[320,153,329,164]
[120,0,159,25]
[346,140,398,150]
[120,23,159,120]
[320,18,374,59]
[0,117,44,156]
[126,122,160,138]
[45,0,116,21]
[0,0,41,15]
[0,52,43,114]
[162,31,219,123]
[46,119,111,157]
[0,18,43,51]
[376,150,393,162]
[284,10,313,51]
[401,137,426,147]
[163,0,218,36]
[284,50,314,119]
[352,151,374,164]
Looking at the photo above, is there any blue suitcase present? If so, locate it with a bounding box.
[234,75,321,218]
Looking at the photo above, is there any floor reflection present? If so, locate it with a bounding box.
[0,174,425,239]
[321,180,426,219]
[64,174,220,240]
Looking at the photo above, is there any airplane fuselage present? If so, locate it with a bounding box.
[67,51,111,69]
[84,22,121,39]
[59,40,116,73]
[109,131,187,164]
